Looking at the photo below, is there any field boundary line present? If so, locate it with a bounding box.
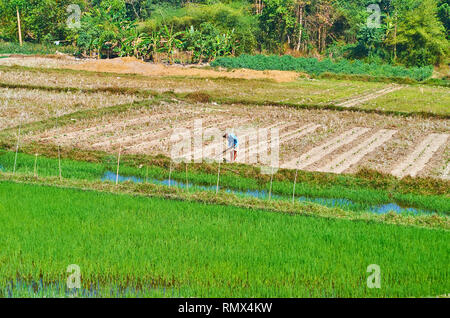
[317,129,397,173]
[282,127,370,170]
[0,173,448,230]
[391,133,449,178]
[1,79,449,120]
[335,85,404,108]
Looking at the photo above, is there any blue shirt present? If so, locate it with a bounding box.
[227,133,238,147]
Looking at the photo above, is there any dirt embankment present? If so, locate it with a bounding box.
[66,57,302,82]
[0,55,302,82]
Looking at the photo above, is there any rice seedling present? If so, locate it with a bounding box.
[0,181,448,298]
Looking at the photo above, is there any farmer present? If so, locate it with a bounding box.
[223,132,238,162]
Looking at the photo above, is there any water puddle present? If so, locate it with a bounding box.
[102,171,434,215]
[1,279,178,298]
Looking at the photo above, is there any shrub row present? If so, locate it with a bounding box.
[211,54,434,81]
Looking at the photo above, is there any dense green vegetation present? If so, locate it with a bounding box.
[0,1,448,68]
[0,181,448,297]
[1,151,448,215]
[0,41,77,55]
[211,54,434,80]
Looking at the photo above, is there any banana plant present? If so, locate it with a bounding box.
[161,25,185,64]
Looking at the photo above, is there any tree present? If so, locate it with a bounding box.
[393,0,448,66]
[437,0,450,39]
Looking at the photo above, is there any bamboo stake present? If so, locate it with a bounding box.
[185,162,189,191]
[293,169,298,204]
[13,123,21,175]
[34,154,38,178]
[16,7,22,47]
[168,161,172,187]
[268,166,274,201]
[116,146,121,185]
[116,126,125,185]
[58,145,62,181]
[216,160,221,195]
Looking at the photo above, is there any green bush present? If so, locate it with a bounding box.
[140,2,258,55]
[211,54,434,81]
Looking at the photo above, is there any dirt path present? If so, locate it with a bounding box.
[282,127,370,169]
[336,85,404,108]
[391,133,449,178]
[317,129,397,173]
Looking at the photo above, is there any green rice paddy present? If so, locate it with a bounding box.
[0,181,448,297]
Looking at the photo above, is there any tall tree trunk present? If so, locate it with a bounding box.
[393,13,397,62]
[318,26,322,52]
[322,27,327,53]
[16,7,22,46]
[296,6,304,51]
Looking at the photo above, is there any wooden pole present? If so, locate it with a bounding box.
[292,169,298,204]
[116,126,125,185]
[185,162,189,191]
[58,145,62,181]
[116,146,121,185]
[216,160,221,195]
[13,124,21,175]
[34,154,38,178]
[268,166,274,201]
[16,7,23,47]
[168,161,172,187]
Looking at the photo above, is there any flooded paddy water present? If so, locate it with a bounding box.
[101,171,435,216]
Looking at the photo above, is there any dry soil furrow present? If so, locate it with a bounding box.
[317,129,397,173]
[442,163,450,180]
[233,122,296,164]
[198,122,282,162]
[128,118,247,155]
[38,108,188,143]
[237,124,321,164]
[336,85,404,108]
[93,115,227,149]
[282,127,370,169]
[391,133,449,178]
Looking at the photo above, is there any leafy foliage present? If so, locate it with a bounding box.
[0,0,448,67]
[212,54,434,80]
